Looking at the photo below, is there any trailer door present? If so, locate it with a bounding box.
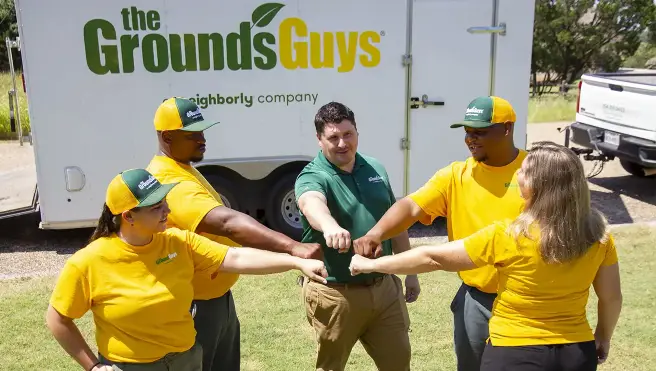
[407,0,494,193]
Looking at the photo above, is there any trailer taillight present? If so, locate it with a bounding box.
[576,80,582,113]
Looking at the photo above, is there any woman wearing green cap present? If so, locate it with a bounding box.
[45,168,328,371]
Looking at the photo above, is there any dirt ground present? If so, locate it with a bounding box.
[527,122,656,225]
[0,140,36,213]
[1,123,654,279]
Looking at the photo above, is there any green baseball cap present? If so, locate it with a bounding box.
[154,97,219,132]
[450,96,516,129]
[106,168,178,215]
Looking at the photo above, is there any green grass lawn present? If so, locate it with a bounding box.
[0,224,654,370]
[0,72,29,136]
[528,94,578,123]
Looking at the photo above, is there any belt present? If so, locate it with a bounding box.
[325,275,386,288]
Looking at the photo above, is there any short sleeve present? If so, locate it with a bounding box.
[379,166,397,204]
[49,260,91,319]
[601,233,618,266]
[186,231,230,279]
[407,165,453,225]
[462,223,504,267]
[165,181,222,232]
[295,168,329,201]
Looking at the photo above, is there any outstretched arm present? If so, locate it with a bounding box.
[197,206,322,259]
[297,191,351,253]
[353,197,438,257]
[370,198,427,242]
[350,240,477,276]
[219,247,328,283]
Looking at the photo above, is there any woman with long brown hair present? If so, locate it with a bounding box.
[350,141,623,371]
[46,168,327,371]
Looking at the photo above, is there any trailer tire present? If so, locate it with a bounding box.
[619,159,655,178]
[266,173,302,240]
[203,173,241,211]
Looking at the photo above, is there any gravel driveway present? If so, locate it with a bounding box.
[1,122,654,280]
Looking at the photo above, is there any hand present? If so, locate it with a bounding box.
[352,234,383,258]
[91,364,113,371]
[404,275,421,303]
[349,254,376,276]
[290,242,323,260]
[595,335,611,364]
[323,224,351,253]
[297,258,328,284]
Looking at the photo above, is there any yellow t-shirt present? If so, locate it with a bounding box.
[49,228,230,363]
[463,220,618,346]
[147,155,241,300]
[408,151,527,293]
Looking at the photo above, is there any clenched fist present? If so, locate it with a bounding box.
[352,234,383,258]
[290,242,323,260]
[323,224,351,253]
[349,254,376,276]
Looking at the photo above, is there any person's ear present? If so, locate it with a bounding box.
[504,123,513,136]
[122,210,135,226]
[161,131,173,144]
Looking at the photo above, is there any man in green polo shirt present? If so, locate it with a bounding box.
[295,101,421,371]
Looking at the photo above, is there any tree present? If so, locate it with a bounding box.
[0,0,19,71]
[531,0,656,92]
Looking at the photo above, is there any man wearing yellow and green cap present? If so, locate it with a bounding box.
[353,96,527,371]
[146,97,322,371]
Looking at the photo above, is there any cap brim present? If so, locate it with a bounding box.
[450,120,494,129]
[180,120,220,132]
[138,182,178,208]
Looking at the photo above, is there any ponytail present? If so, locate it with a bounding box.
[89,203,121,242]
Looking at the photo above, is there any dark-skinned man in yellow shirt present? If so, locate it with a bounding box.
[146,97,322,371]
[353,96,526,371]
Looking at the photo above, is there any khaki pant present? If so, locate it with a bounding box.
[303,274,411,371]
[98,343,202,371]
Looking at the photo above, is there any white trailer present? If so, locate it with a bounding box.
[4,0,535,239]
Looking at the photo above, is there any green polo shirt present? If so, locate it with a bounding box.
[295,151,396,283]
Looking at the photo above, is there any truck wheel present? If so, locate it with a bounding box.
[266,173,303,240]
[203,173,241,211]
[619,159,655,178]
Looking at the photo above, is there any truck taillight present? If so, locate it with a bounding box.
[576,80,582,113]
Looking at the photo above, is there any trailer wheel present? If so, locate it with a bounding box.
[620,159,655,178]
[203,173,241,211]
[266,173,302,240]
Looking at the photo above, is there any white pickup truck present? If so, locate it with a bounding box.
[566,70,656,177]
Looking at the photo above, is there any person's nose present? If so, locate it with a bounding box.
[465,131,477,144]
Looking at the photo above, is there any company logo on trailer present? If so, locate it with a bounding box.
[83,3,384,75]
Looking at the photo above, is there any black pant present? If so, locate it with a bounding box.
[192,291,240,371]
[451,283,497,371]
[481,341,598,371]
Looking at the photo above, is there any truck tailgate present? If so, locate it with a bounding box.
[577,74,656,141]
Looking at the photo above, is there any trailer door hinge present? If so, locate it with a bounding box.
[400,138,410,150]
[402,54,412,66]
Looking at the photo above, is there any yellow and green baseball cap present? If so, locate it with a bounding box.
[106,169,178,215]
[450,96,516,128]
[154,97,219,132]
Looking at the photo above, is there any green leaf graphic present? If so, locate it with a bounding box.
[251,3,286,28]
